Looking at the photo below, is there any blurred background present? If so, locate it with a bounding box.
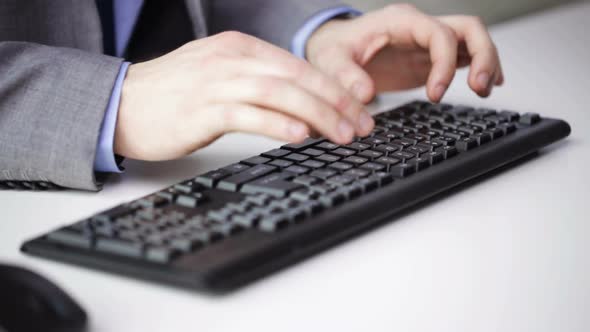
[345,0,583,23]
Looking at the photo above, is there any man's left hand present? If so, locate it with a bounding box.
[306,4,504,104]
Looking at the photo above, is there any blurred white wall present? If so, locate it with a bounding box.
[345,0,582,23]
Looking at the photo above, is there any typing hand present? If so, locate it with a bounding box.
[306,4,504,104]
[114,32,373,161]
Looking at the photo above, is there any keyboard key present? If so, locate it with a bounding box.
[360,162,386,172]
[315,142,340,150]
[175,192,207,208]
[407,156,430,171]
[300,159,325,169]
[371,172,394,186]
[319,191,347,207]
[284,153,309,162]
[282,137,324,151]
[497,123,517,135]
[328,161,354,171]
[391,151,415,161]
[309,184,337,194]
[293,175,320,186]
[332,148,356,157]
[315,154,340,163]
[244,194,273,206]
[343,168,370,179]
[361,137,387,146]
[268,159,294,168]
[390,163,416,178]
[405,145,430,155]
[436,146,458,159]
[357,177,379,192]
[284,165,310,174]
[374,144,402,155]
[242,156,271,166]
[241,173,304,197]
[210,223,243,237]
[195,169,232,188]
[426,150,444,164]
[46,228,93,249]
[96,238,143,258]
[301,148,324,157]
[443,131,464,140]
[471,132,492,145]
[326,175,355,186]
[259,215,289,232]
[310,169,337,179]
[358,150,383,160]
[217,164,277,191]
[519,112,541,125]
[222,163,250,174]
[290,189,320,202]
[173,180,203,194]
[499,110,520,122]
[484,128,504,139]
[455,137,478,151]
[346,142,371,151]
[231,213,262,228]
[136,194,170,208]
[207,208,234,222]
[391,139,413,148]
[169,238,200,253]
[342,156,368,166]
[433,136,456,146]
[375,156,401,169]
[146,247,179,264]
[261,149,291,158]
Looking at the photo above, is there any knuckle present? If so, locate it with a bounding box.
[334,92,352,114]
[387,3,417,12]
[466,15,485,28]
[217,30,250,45]
[435,22,458,46]
[251,76,281,100]
[219,105,238,131]
[285,60,309,80]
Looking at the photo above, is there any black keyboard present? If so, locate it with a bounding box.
[21,101,571,293]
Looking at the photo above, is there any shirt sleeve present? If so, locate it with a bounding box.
[291,6,363,59]
[93,61,130,173]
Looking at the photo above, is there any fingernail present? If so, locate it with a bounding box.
[352,82,366,101]
[434,84,447,101]
[476,72,491,90]
[288,122,307,140]
[338,119,354,142]
[359,111,374,134]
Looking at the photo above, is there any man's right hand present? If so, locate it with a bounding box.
[114,31,374,161]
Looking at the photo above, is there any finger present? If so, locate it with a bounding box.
[208,76,356,144]
[438,16,503,97]
[213,56,374,136]
[312,46,376,104]
[212,103,310,143]
[213,31,373,136]
[391,9,459,102]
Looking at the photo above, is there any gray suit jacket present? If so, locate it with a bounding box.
[0,0,342,191]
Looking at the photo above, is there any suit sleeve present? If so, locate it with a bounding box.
[208,0,347,50]
[0,42,124,191]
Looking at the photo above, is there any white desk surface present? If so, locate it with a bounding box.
[1,3,589,332]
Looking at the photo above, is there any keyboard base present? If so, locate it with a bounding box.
[21,116,570,293]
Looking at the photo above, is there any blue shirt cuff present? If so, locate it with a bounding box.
[94,61,130,173]
[291,6,363,59]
